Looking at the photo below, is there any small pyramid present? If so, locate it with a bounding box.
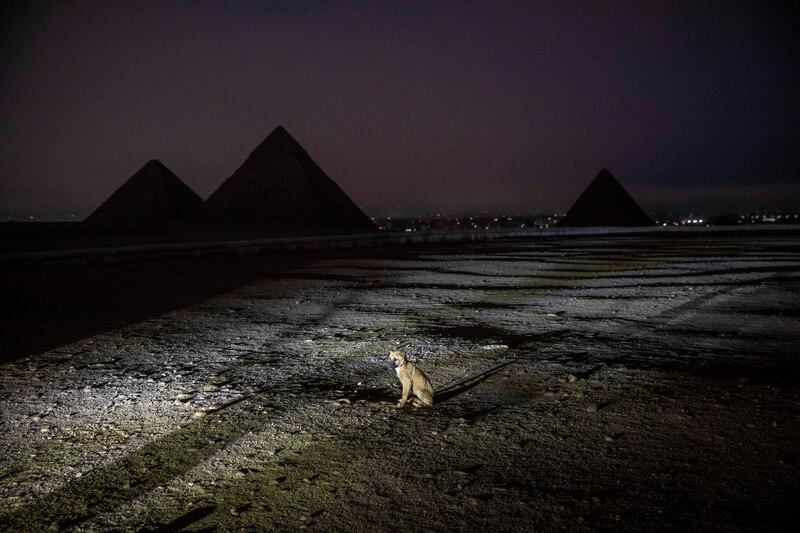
[202,126,374,234]
[85,160,203,225]
[559,168,653,227]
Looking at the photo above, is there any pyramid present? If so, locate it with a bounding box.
[201,126,374,234]
[559,168,653,227]
[85,160,204,225]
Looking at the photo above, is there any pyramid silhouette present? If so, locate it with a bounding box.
[202,126,374,234]
[559,168,653,227]
[85,160,204,225]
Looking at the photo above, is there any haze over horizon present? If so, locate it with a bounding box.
[2,1,798,221]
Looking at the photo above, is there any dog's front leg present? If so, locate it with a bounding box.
[397,380,411,408]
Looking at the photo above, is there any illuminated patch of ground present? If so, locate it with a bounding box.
[1,232,799,531]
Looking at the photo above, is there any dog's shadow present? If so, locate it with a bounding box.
[435,358,518,403]
[353,358,519,407]
[296,358,518,408]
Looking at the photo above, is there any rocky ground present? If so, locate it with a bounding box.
[1,231,799,532]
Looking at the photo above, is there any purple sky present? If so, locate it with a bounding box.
[2,1,798,220]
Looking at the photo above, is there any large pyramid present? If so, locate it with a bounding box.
[85,160,204,225]
[559,168,653,227]
[201,126,374,234]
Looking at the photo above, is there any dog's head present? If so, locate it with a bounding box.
[388,350,406,368]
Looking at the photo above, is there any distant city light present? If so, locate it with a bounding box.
[367,210,799,233]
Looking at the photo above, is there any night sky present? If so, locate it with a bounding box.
[1,1,798,220]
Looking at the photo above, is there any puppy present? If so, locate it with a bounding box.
[389,350,434,408]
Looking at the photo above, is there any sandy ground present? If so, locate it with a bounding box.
[1,231,799,532]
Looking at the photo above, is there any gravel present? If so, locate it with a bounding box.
[1,231,799,531]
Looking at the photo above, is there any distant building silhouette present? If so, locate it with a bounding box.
[559,168,653,227]
[85,160,203,225]
[202,126,374,234]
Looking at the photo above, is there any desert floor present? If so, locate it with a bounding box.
[1,231,799,532]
